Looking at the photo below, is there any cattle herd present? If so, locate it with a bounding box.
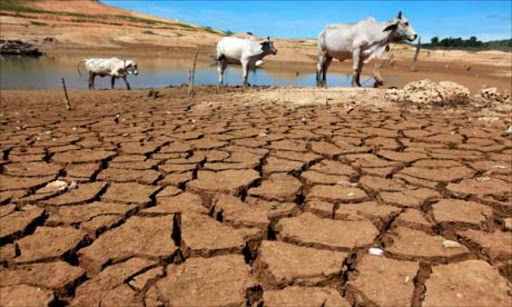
[77,12,416,90]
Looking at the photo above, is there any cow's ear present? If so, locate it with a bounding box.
[397,11,402,19]
[383,22,398,32]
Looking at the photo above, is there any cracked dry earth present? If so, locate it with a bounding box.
[0,87,511,307]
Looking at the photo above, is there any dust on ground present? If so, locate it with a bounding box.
[0,86,511,306]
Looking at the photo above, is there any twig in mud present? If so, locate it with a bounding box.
[188,48,199,95]
[60,77,72,110]
[410,36,421,72]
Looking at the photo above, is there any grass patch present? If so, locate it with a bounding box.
[143,30,156,35]
[30,20,46,26]
[176,33,184,37]
[224,30,234,36]
[203,26,219,34]
[117,15,160,25]
[1,0,98,18]
[173,23,194,29]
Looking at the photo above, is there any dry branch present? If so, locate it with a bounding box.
[60,78,71,110]
[188,48,199,95]
[410,36,421,72]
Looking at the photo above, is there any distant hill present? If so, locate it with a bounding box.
[0,0,229,48]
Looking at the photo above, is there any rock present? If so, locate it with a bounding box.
[386,79,470,105]
[0,39,42,56]
[481,87,511,103]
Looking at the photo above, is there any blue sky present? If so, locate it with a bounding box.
[103,1,512,42]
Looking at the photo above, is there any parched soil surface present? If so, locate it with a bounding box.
[0,87,511,307]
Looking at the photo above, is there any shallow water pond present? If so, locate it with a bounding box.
[0,54,373,89]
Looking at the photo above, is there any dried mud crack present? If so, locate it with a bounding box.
[0,87,511,307]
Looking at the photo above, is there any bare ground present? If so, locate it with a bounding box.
[0,87,511,306]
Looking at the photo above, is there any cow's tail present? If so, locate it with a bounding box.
[76,59,86,76]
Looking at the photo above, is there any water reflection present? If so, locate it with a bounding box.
[0,54,365,89]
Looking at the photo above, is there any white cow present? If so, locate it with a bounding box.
[77,58,139,90]
[216,36,277,87]
[317,12,417,87]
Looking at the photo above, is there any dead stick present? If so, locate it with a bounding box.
[60,77,71,110]
[188,48,199,95]
[410,36,421,72]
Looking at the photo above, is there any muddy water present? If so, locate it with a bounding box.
[0,54,370,89]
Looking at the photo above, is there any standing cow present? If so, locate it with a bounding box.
[77,58,139,90]
[317,11,417,87]
[216,36,277,87]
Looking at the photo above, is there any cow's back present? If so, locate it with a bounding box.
[320,18,376,59]
[85,58,122,74]
[217,37,248,60]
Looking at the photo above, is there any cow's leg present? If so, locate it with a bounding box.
[122,76,131,90]
[88,72,96,90]
[217,59,227,87]
[322,56,333,88]
[352,48,362,87]
[111,76,116,89]
[241,58,249,88]
[316,52,326,87]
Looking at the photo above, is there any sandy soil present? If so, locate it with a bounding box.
[0,86,511,306]
[1,1,511,92]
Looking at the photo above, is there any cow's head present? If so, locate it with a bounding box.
[125,60,139,75]
[261,36,278,55]
[384,11,417,42]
